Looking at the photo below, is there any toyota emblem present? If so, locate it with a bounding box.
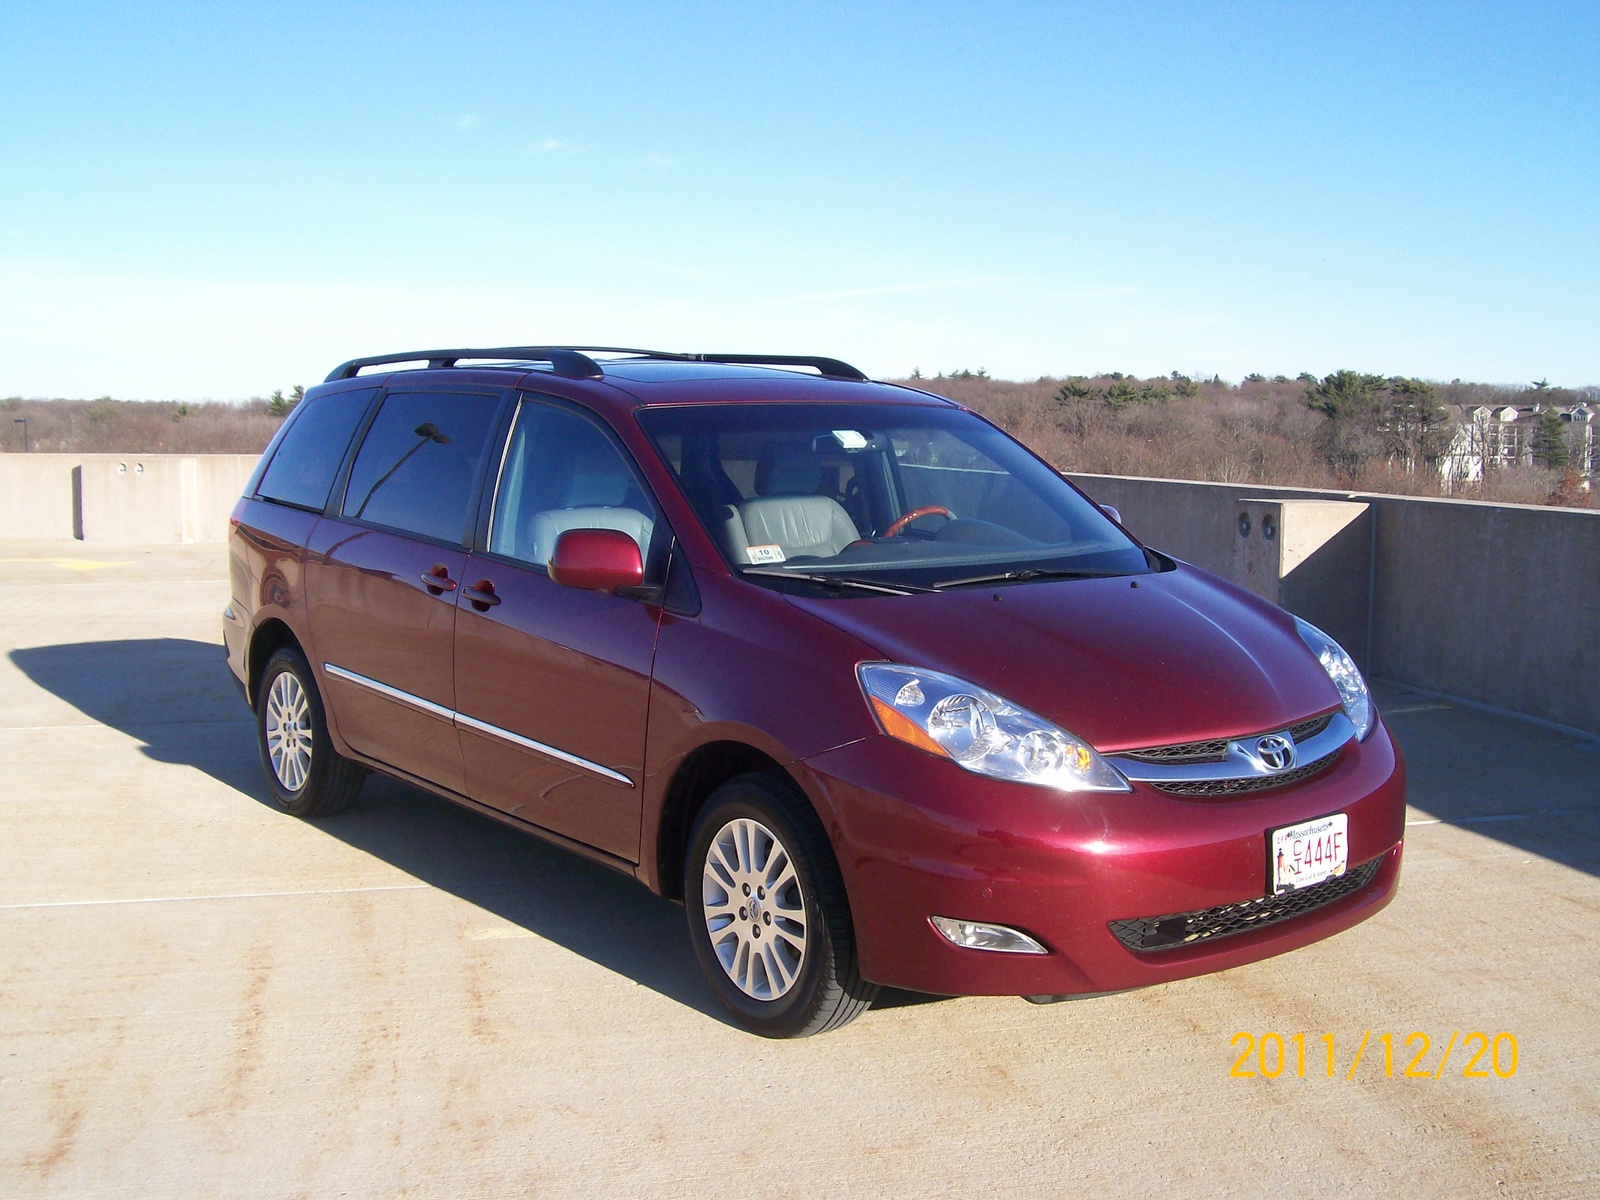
[1255,734,1295,771]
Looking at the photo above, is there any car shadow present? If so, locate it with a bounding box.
[9,637,948,1024]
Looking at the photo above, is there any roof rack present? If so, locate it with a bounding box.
[325,347,605,382]
[669,352,868,381]
[324,346,869,384]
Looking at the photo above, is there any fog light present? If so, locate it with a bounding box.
[929,916,1048,955]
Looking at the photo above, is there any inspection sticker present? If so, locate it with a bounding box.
[1270,812,1347,894]
[747,544,787,564]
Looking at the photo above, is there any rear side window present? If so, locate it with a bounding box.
[341,390,502,544]
[255,388,376,511]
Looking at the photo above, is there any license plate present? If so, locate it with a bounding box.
[1270,813,1348,894]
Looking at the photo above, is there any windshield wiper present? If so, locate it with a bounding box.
[739,567,934,596]
[932,567,1121,590]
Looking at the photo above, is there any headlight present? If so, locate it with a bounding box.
[1294,619,1374,739]
[856,663,1130,793]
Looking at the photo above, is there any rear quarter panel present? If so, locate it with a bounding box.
[228,497,320,702]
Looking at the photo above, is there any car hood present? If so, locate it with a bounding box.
[783,564,1344,753]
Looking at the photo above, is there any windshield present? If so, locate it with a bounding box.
[637,401,1155,592]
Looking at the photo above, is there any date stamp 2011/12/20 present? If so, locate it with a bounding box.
[1230,1031,1519,1080]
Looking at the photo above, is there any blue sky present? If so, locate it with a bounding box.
[2,1,1596,397]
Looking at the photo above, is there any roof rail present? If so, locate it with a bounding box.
[323,346,869,384]
[527,347,870,381]
[324,347,605,382]
[678,353,868,381]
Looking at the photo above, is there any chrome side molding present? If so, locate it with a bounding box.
[322,662,634,788]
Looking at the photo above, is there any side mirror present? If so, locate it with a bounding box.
[548,528,645,594]
[1100,504,1123,526]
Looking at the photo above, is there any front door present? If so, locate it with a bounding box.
[452,396,664,860]
[306,386,506,794]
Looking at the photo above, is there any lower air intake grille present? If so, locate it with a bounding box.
[1108,855,1385,953]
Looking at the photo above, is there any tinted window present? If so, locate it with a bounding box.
[255,388,375,511]
[489,399,659,567]
[342,391,502,544]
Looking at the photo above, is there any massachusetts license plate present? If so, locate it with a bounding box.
[1270,813,1348,894]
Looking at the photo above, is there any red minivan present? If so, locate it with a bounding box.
[224,347,1405,1037]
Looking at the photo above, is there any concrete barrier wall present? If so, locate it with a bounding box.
[0,454,83,539]
[1370,496,1600,738]
[1070,472,1600,737]
[0,454,259,544]
[196,455,260,544]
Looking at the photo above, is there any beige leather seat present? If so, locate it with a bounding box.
[716,443,859,563]
[528,440,653,565]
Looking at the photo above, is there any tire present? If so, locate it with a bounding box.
[685,770,878,1037]
[255,646,365,818]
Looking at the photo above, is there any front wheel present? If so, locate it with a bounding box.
[256,646,365,817]
[685,771,878,1037]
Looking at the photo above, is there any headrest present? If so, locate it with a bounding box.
[754,443,822,496]
[566,471,629,507]
[561,436,630,507]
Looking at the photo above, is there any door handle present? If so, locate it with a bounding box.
[421,567,457,594]
[463,581,501,609]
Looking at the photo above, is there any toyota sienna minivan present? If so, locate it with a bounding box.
[225,347,1405,1037]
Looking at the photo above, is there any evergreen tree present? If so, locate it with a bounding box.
[1053,377,1094,405]
[1304,371,1394,481]
[1532,406,1569,468]
[267,387,303,418]
[1105,379,1142,409]
[1304,370,1386,421]
[1384,377,1452,469]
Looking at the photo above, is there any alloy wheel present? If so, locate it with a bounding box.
[701,817,809,1001]
[265,671,313,793]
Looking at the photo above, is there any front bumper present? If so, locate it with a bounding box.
[796,718,1406,997]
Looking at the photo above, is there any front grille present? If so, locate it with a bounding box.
[1151,755,1337,797]
[1121,736,1230,765]
[1288,712,1336,742]
[1108,855,1385,953]
[1120,711,1338,767]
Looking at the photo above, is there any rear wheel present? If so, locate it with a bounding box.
[256,646,365,817]
[685,771,878,1037]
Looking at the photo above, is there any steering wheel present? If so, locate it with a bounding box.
[883,505,954,538]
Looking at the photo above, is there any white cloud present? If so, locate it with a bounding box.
[754,277,1015,309]
[522,138,586,156]
[639,150,678,167]
[452,113,482,130]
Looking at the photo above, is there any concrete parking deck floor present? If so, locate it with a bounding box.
[2,542,1597,1199]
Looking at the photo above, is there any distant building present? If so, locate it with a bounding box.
[1439,400,1594,490]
